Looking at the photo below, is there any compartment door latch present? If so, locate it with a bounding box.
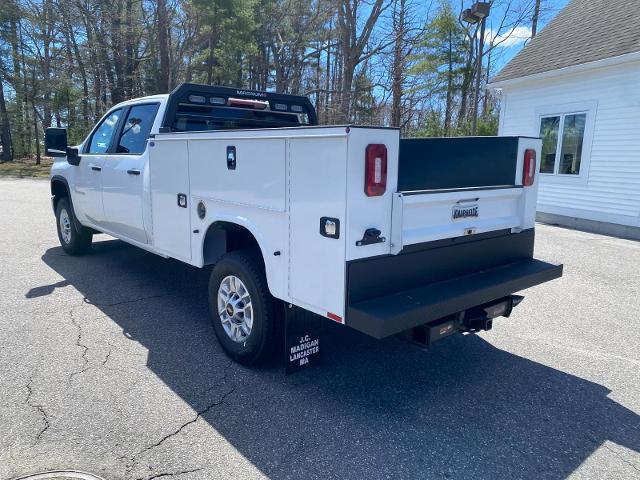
[227,146,236,170]
[356,228,386,246]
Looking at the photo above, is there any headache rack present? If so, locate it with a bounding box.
[160,83,318,132]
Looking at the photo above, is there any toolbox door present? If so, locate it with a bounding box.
[288,136,348,320]
[149,139,192,261]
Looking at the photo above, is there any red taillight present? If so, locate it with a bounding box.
[227,97,268,109]
[523,149,536,186]
[365,144,387,196]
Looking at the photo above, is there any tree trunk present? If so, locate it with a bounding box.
[471,18,486,135]
[64,12,91,129]
[9,15,25,157]
[337,0,385,123]
[458,29,475,129]
[157,0,170,92]
[110,0,125,103]
[0,72,13,161]
[390,0,406,128]
[444,30,454,135]
[32,102,41,164]
[41,0,53,129]
[125,0,135,97]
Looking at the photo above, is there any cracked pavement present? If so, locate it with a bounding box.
[0,178,639,480]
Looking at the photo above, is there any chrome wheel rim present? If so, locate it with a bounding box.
[59,208,72,244]
[217,275,253,342]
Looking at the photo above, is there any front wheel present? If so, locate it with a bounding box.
[55,197,93,255]
[208,250,279,366]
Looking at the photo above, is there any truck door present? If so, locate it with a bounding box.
[101,103,159,244]
[75,108,124,227]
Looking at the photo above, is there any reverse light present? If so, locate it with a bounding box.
[365,144,387,196]
[523,149,536,186]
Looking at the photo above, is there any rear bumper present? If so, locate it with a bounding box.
[347,258,562,339]
[345,228,562,339]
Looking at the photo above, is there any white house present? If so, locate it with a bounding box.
[489,0,640,239]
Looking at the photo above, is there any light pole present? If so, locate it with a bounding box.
[461,2,491,135]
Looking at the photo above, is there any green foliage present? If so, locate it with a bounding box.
[0,0,526,160]
[351,69,379,125]
[410,1,467,95]
[189,0,258,85]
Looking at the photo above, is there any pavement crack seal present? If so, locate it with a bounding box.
[101,343,114,366]
[143,467,204,480]
[602,443,640,473]
[83,292,174,308]
[12,471,106,480]
[68,307,91,382]
[25,371,50,444]
[136,385,236,457]
[65,292,186,382]
[125,362,236,475]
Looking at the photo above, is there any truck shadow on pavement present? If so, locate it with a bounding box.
[36,238,640,479]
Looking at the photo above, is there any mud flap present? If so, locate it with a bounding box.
[284,304,325,374]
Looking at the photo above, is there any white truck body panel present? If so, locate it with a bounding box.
[189,138,287,212]
[148,126,389,320]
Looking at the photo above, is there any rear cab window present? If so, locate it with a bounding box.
[117,103,160,154]
[172,104,307,132]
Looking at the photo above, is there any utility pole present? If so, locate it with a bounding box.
[531,0,541,38]
[461,2,490,135]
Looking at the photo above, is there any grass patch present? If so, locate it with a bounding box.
[0,157,52,178]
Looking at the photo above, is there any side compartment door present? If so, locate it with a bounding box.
[74,108,123,226]
[149,138,192,261]
[288,136,348,320]
[101,103,159,244]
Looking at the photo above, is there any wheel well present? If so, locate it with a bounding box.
[202,222,263,267]
[51,178,69,210]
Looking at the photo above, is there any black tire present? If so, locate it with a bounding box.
[208,250,279,366]
[55,197,93,255]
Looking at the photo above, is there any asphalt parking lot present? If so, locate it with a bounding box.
[0,178,638,480]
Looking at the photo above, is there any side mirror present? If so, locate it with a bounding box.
[44,127,81,166]
[45,127,68,157]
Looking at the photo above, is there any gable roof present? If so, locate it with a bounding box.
[491,0,640,84]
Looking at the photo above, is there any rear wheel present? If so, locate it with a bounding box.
[55,197,93,255]
[208,250,278,366]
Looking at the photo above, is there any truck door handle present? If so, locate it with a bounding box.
[127,169,141,175]
[91,165,101,171]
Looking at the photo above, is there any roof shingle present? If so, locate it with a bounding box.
[491,0,640,83]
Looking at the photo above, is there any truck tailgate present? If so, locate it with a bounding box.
[390,186,525,252]
[390,136,540,253]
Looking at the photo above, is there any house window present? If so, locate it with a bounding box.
[539,113,587,175]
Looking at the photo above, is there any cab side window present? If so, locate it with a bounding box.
[116,103,160,154]
[87,109,123,154]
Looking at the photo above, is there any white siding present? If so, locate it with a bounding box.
[499,61,640,227]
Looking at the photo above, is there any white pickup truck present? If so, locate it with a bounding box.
[45,83,562,370]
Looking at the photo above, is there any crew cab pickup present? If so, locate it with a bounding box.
[45,83,562,369]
